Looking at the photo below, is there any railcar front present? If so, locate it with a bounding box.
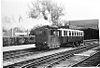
[33,26,60,50]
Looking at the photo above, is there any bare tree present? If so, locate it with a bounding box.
[28,0,64,26]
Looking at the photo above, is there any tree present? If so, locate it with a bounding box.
[28,0,64,26]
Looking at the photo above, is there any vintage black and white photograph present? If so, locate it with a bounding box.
[1,0,100,68]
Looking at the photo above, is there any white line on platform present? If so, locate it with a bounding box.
[3,44,35,52]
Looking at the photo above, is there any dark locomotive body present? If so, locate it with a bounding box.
[30,26,60,49]
[30,26,84,49]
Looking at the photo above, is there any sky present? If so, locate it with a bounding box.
[1,0,100,30]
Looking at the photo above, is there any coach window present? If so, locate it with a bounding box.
[64,31,67,36]
[66,31,67,36]
[79,32,80,36]
[75,32,76,36]
[59,31,62,36]
[80,32,81,36]
[57,31,59,36]
[75,32,77,36]
[81,32,83,36]
[78,32,79,36]
[55,31,59,36]
[64,31,66,36]
[74,32,76,36]
[82,32,83,36]
[72,31,74,36]
[69,31,71,36]
[78,32,80,36]
[77,32,79,36]
[74,32,75,36]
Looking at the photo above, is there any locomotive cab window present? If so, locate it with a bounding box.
[50,30,59,36]
[50,30,54,35]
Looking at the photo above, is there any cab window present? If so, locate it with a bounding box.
[50,30,59,36]
[51,30,54,35]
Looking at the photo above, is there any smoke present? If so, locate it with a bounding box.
[2,15,52,31]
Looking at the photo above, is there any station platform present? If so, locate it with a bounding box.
[3,44,36,52]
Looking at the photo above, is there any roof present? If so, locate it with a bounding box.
[58,28,83,32]
[43,25,58,29]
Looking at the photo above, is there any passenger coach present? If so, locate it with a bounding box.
[58,28,84,47]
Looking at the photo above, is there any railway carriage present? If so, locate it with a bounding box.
[58,28,84,46]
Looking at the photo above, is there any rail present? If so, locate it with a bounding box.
[3,41,99,68]
[20,43,98,68]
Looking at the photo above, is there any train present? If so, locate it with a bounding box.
[3,25,84,49]
[30,26,84,49]
[4,25,99,49]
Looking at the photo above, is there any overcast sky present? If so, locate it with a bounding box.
[1,0,100,30]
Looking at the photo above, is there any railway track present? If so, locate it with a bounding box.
[3,39,97,61]
[71,47,100,67]
[3,48,36,60]
[27,43,98,68]
[3,41,98,68]
[3,48,49,61]
[3,47,71,61]
[3,40,99,68]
